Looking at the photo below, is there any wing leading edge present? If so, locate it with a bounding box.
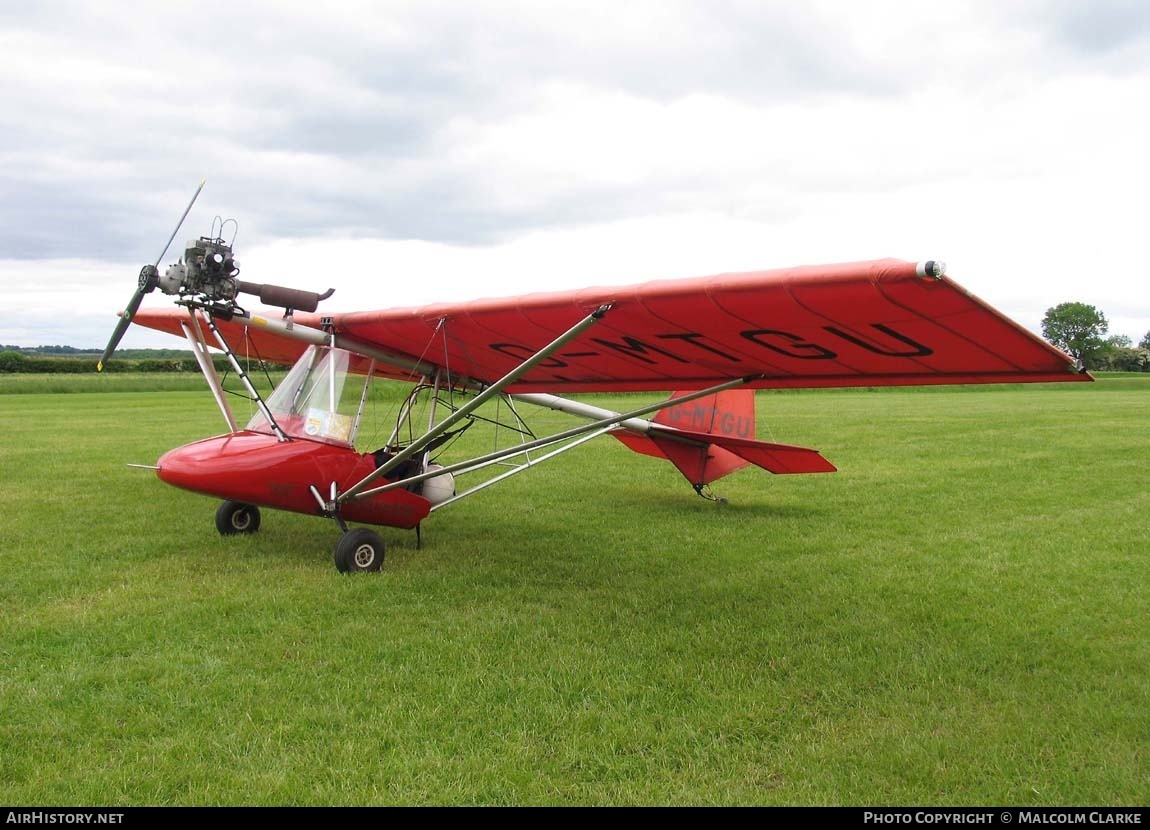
[130,258,1088,392]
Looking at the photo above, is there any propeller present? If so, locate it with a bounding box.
[97,179,206,372]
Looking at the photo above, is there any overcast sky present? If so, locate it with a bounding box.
[2,0,1148,350]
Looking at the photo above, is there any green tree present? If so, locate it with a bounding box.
[0,350,27,372]
[1041,302,1108,368]
[1140,331,1150,350]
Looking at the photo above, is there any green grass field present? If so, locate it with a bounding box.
[1,375,1146,805]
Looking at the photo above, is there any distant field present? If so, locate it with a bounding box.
[0,376,1146,805]
[1,370,1143,395]
[0,370,286,395]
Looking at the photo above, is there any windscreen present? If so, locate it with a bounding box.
[246,345,364,446]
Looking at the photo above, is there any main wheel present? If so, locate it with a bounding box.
[215,501,261,535]
[334,528,385,573]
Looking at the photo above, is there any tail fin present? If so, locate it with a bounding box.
[653,389,757,439]
[611,390,835,491]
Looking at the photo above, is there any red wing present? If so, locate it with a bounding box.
[130,258,1088,391]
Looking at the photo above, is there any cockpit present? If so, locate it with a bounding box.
[246,345,369,448]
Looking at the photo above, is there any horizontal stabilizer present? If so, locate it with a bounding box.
[654,427,837,475]
[612,426,835,488]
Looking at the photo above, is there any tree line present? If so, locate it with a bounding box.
[1041,303,1150,372]
[1,344,195,358]
[0,350,232,373]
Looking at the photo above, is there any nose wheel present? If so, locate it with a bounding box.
[215,500,262,535]
[334,528,385,573]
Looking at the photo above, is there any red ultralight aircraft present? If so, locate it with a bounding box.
[99,187,1089,571]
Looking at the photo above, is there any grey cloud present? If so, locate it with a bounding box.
[1003,0,1150,66]
[1046,0,1150,55]
[0,1,1091,264]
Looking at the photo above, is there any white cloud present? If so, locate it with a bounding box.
[1,0,1148,349]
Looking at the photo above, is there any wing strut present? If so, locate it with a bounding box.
[344,374,765,503]
[179,306,289,442]
[337,304,613,505]
[180,309,239,434]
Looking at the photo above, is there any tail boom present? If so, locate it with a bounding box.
[513,388,835,490]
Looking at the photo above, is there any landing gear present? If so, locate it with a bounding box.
[334,528,385,573]
[215,500,262,535]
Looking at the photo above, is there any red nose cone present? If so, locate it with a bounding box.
[158,433,265,487]
[156,431,430,529]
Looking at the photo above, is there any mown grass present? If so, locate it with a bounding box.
[0,377,1146,805]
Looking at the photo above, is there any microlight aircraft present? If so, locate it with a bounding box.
[100,185,1090,571]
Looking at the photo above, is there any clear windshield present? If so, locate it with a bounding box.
[247,345,368,447]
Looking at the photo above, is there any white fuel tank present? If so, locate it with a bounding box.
[420,464,456,505]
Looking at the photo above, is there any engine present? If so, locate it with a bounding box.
[155,235,241,301]
[144,232,333,314]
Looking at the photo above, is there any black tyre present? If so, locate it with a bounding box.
[334,528,385,573]
[215,501,262,535]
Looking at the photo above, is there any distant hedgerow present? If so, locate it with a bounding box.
[0,352,245,374]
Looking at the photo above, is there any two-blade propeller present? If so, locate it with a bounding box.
[96,180,334,371]
[97,180,206,372]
